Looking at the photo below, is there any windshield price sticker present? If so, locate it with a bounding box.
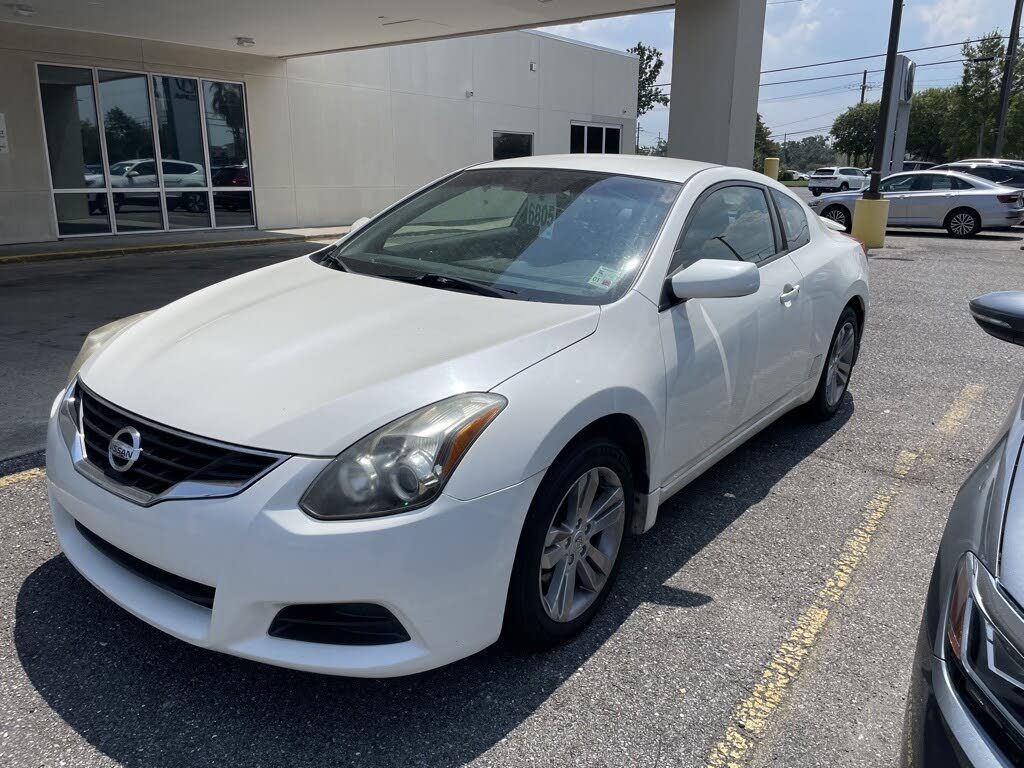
[526,194,557,238]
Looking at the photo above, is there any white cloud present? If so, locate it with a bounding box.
[915,0,982,44]
[761,0,824,70]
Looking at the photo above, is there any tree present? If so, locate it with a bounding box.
[947,33,1006,158]
[627,42,669,116]
[830,101,879,164]
[906,87,956,162]
[781,134,835,170]
[753,113,780,171]
[637,136,668,156]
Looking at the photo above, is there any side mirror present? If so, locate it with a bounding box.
[970,291,1024,346]
[668,259,760,301]
[126,170,140,178]
[820,216,846,232]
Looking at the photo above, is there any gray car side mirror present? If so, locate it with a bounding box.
[970,291,1024,347]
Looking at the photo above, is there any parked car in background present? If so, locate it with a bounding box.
[933,162,1024,189]
[46,155,868,677]
[85,158,206,213]
[901,161,936,172]
[809,167,868,196]
[807,170,1024,237]
[958,157,1024,168]
[901,291,1024,767]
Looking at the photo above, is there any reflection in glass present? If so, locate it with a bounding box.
[166,191,211,229]
[114,192,162,232]
[54,193,110,235]
[38,65,104,189]
[98,70,156,174]
[154,76,207,187]
[213,191,254,227]
[203,81,249,178]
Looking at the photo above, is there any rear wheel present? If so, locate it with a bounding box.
[812,189,822,197]
[806,306,859,421]
[839,182,850,191]
[945,208,980,238]
[821,204,852,232]
[504,437,632,649]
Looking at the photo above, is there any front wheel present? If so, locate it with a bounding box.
[945,208,980,238]
[806,306,859,421]
[503,437,632,650]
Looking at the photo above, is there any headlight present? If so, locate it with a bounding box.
[300,393,507,520]
[66,311,152,384]
[946,553,1024,751]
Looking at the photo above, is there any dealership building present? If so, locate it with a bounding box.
[0,21,639,245]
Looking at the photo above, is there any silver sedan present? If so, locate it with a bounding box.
[807,170,1024,237]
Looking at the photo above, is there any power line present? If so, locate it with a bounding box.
[768,124,834,139]
[770,109,844,130]
[761,36,1009,74]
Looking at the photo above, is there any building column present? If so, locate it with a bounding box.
[667,0,767,167]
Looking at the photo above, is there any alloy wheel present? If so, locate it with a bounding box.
[949,212,976,236]
[825,321,856,408]
[825,207,848,228]
[539,467,626,623]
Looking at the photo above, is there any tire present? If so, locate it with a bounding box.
[839,182,850,192]
[821,204,852,232]
[805,306,859,421]
[945,208,980,238]
[812,189,822,197]
[503,437,633,650]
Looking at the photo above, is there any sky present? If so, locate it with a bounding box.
[539,0,1017,148]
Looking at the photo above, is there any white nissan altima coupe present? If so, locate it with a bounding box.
[46,155,868,677]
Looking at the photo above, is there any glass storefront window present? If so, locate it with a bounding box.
[38,65,253,235]
[38,65,104,189]
[154,76,207,187]
[98,70,156,174]
[54,192,110,236]
[203,80,248,176]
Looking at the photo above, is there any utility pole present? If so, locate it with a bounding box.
[994,0,1023,156]
[860,70,868,103]
[866,0,904,199]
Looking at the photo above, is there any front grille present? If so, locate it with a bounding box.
[77,384,281,502]
[76,520,216,609]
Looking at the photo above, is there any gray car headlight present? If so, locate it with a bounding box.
[946,553,1024,749]
[300,393,507,520]
[66,311,153,385]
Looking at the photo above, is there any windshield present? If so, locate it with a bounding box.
[314,168,680,304]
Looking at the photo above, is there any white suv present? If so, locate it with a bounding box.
[809,167,867,197]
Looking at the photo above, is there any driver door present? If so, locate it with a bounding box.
[657,183,807,483]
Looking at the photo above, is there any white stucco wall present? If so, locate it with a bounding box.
[0,22,638,245]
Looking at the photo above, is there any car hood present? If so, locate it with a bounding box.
[79,256,600,456]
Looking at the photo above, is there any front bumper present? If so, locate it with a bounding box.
[45,412,539,677]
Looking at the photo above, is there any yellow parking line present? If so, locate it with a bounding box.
[705,383,985,768]
[0,467,45,489]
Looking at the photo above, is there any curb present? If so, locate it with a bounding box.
[0,232,347,266]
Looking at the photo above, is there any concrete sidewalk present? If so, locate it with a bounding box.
[0,226,350,265]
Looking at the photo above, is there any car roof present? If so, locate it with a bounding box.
[477,154,719,183]
[884,169,1003,188]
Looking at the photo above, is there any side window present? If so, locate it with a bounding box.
[953,177,975,190]
[910,175,937,191]
[840,168,857,176]
[133,161,156,176]
[928,175,955,190]
[772,190,810,251]
[879,175,915,193]
[671,186,777,272]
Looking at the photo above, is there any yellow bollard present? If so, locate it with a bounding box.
[851,198,890,249]
[763,157,780,180]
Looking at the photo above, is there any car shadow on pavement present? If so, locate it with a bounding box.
[885,228,1023,242]
[14,399,853,768]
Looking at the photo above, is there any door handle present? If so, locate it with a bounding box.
[779,284,800,303]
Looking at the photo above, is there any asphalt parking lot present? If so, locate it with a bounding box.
[2,226,1023,767]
